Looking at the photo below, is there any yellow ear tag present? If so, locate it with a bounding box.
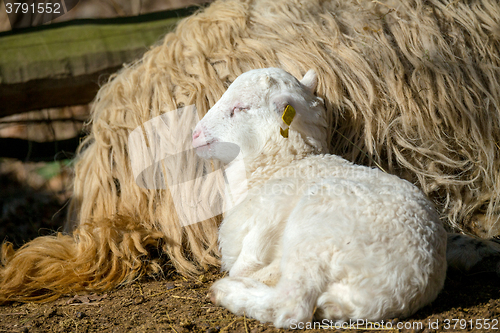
[280,104,296,138]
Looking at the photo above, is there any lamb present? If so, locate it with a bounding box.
[192,68,448,327]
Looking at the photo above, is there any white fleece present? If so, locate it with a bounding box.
[193,68,448,328]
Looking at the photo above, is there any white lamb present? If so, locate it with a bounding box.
[191,68,481,328]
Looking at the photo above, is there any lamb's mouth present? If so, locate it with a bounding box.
[194,141,240,163]
[194,140,216,150]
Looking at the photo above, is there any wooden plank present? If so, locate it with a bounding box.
[0,7,199,116]
[0,65,121,116]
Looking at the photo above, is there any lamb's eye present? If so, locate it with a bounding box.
[230,106,248,118]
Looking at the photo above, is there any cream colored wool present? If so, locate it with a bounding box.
[1,0,500,302]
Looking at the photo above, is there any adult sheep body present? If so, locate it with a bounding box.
[1,0,500,302]
[194,68,448,326]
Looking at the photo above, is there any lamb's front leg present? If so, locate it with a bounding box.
[225,224,282,277]
[212,222,283,324]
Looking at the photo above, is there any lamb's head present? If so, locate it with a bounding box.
[192,68,328,163]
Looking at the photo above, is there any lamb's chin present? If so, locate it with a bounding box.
[194,142,222,161]
[194,143,215,160]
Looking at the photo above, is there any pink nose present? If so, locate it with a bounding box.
[192,128,206,148]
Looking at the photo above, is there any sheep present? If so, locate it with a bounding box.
[3,0,500,304]
[192,68,448,327]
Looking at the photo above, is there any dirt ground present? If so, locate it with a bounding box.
[0,266,498,333]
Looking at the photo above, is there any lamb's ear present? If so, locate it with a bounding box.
[300,69,318,94]
[271,93,297,138]
[279,104,296,138]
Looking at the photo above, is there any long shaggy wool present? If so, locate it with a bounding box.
[1,0,500,302]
